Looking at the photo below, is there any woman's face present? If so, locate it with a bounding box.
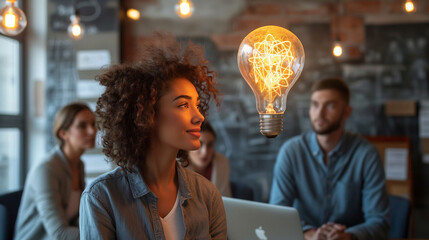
[189,131,215,170]
[61,109,97,151]
[156,78,205,151]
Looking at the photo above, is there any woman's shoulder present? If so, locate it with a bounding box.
[29,147,64,175]
[83,167,128,197]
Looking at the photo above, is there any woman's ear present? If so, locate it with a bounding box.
[58,129,68,141]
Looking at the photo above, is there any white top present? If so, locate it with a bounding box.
[160,191,185,240]
[66,190,81,221]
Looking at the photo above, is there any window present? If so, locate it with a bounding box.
[0,34,25,193]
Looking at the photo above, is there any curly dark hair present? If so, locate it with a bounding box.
[96,37,219,172]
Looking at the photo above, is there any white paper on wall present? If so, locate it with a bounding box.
[384,148,408,181]
[77,50,111,70]
[81,154,111,173]
[77,80,105,99]
[419,100,429,138]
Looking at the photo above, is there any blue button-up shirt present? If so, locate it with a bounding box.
[270,131,389,240]
[79,163,227,240]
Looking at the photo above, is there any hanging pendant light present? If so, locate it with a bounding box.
[127,8,140,21]
[332,0,343,58]
[68,9,84,40]
[332,39,343,57]
[0,0,27,36]
[404,0,416,13]
[175,0,193,19]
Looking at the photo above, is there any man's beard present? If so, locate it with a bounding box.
[311,117,343,135]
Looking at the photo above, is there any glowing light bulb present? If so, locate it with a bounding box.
[404,0,415,12]
[237,25,305,138]
[68,15,84,40]
[127,8,140,21]
[0,0,27,36]
[333,41,343,57]
[175,0,193,19]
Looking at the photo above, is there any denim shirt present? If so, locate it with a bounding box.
[270,131,389,240]
[79,163,227,240]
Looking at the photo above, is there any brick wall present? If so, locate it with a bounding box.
[121,0,429,61]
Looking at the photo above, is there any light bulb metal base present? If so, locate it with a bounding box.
[259,114,283,138]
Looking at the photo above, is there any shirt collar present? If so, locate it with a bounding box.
[128,162,192,200]
[309,131,346,158]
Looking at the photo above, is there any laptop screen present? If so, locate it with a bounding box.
[222,197,304,240]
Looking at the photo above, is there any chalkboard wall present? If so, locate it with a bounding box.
[46,0,119,149]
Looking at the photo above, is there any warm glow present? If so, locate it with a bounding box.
[71,24,81,37]
[0,0,27,36]
[126,8,140,20]
[333,44,343,57]
[176,0,193,18]
[405,0,415,12]
[180,2,190,15]
[248,34,294,113]
[4,11,16,28]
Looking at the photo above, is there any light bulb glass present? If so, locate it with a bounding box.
[127,8,140,20]
[404,0,415,12]
[175,0,193,19]
[68,15,84,40]
[237,25,305,138]
[0,1,27,36]
[333,42,343,57]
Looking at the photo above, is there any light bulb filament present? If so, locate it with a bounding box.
[248,34,294,102]
[5,11,16,28]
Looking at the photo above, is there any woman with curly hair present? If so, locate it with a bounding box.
[79,38,226,240]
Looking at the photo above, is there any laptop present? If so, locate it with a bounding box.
[222,197,304,240]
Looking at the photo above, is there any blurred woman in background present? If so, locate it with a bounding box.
[187,120,232,197]
[15,102,96,240]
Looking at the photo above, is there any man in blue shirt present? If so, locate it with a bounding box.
[270,78,389,240]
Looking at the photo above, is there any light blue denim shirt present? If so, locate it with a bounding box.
[79,162,227,240]
[270,131,389,240]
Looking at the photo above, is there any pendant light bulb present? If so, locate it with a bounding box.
[237,26,305,138]
[127,8,140,21]
[333,41,343,57]
[404,0,415,13]
[175,0,193,19]
[0,0,27,36]
[68,14,84,40]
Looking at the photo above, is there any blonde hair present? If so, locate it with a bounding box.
[53,102,92,147]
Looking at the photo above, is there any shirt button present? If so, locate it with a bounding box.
[327,180,330,185]
[327,194,331,199]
